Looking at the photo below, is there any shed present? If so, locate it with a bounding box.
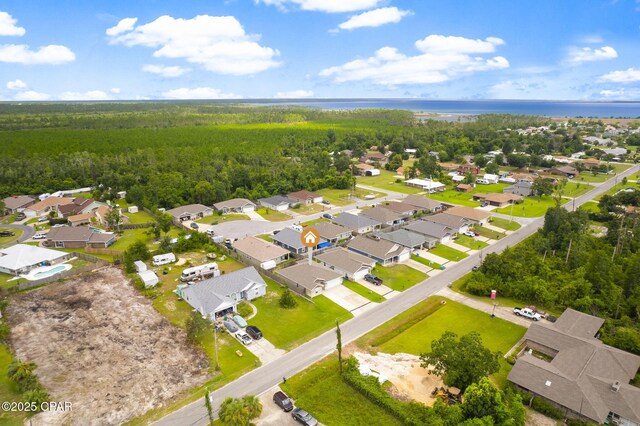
[138,270,159,288]
[128,206,139,213]
[134,260,147,272]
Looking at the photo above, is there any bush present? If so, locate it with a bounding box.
[531,396,563,420]
[279,288,298,309]
[237,301,253,318]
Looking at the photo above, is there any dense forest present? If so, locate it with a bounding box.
[463,202,640,355]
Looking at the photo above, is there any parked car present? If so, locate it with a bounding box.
[473,230,480,236]
[364,274,383,286]
[246,325,262,340]
[235,330,252,345]
[292,408,318,426]
[322,213,334,219]
[223,320,238,333]
[321,200,331,205]
[232,315,247,328]
[190,222,199,230]
[0,231,16,237]
[37,216,48,222]
[32,233,46,240]
[462,231,476,238]
[273,391,293,412]
[513,307,542,321]
[52,224,67,228]
[480,202,489,207]
[472,265,480,272]
[16,213,26,220]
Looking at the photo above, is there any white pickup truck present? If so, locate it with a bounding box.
[513,307,543,321]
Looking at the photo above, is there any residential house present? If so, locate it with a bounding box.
[94,206,113,227]
[512,173,536,182]
[402,194,443,213]
[360,152,388,165]
[375,229,436,250]
[603,147,628,157]
[456,184,474,193]
[288,190,323,205]
[313,221,352,244]
[458,164,480,174]
[380,202,419,217]
[45,226,115,249]
[549,166,579,178]
[360,206,407,226]
[445,206,491,226]
[332,213,382,234]
[314,247,375,281]
[482,174,500,184]
[272,227,307,254]
[583,136,613,146]
[58,197,104,218]
[232,236,289,270]
[504,181,534,197]
[67,212,95,227]
[213,198,256,214]
[581,158,601,169]
[404,178,446,193]
[166,204,213,222]
[277,262,343,297]
[0,244,70,276]
[23,196,74,218]
[354,163,375,176]
[258,195,294,211]
[179,267,267,319]
[473,192,524,207]
[2,195,35,214]
[404,220,456,244]
[422,213,471,234]
[508,309,640,426]
[450,174,465,183]
[347,235,410,265]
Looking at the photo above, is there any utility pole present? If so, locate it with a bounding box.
[565,239,572,264]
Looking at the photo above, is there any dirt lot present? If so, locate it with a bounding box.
[6,267,209,425]
[353,352,445,406]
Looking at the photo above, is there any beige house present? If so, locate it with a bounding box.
[232,236,289,270]
[277,262,343,298]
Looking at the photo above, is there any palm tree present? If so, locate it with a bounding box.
[242,395,262,420]
[218,397,249,426]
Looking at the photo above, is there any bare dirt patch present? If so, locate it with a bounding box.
[5,267,209,426]
[353,352,445,406]
[526,408,560,426]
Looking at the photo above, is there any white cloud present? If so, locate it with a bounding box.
[59,90,112,101]
[6,79,27,90]
[162,87,242,99]
[599,88,640,100]
[107,15,280,75]
[14,90,50,101]
[336,7,411,31]
[489,80,544,99]
[105,17,137,36]
[142,64,190,77]
[599,67,640,83]
[256,0,381,13]
[110,87,121,94]
[319,34,508,86]
[566,46,617,64]
[0,44,75,64]
[274,89,314,98]
[0,11,25,36]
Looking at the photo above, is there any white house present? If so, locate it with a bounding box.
[0,244,70,276]
[404,178,446,193]
[483,174,499,184]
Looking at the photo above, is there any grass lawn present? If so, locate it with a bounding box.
[316,188,386,206]
[292,203,325,215]
[0,228,22,245]
[472,183,510,194]
[611,163,632,173]
[343,280,385,303]
[256,234,273,242]
[561,181,593,198]
[573,173,611,183]
[300,218,329,227]
[475,226,507,240]
[356,170,423,194]
[196,213,250,225]
[110,227,181,252]
[430,244,469,261]
[0,213,18,224]
[594,180,639,200]
[455,235,489,250]
[250,277,353,350]
[0,273,19,290]
[489,217,521,231]
[376,297,526,388]
[494,196,568,218]
[123,210,155,225]
[372,264,427,291]
[411,254,442,270]
[429,190,480,207]
[0,344,27,426]
[579,201,600,213]
[255,207,292,222]
[282,356,402,426]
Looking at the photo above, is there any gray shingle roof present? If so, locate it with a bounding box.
[332,212,381,230]
[422,212,471,230]
[347,235,407,260]
[213,198,256,210]
[232,236,289,262]
[272,227,304,250]
[314,247,374,275]
[403,220,454,239]
[402,195,442,211]
[360,206,404,223]
[375,229,433,248]
[258,195,293,207]
[277,262,342,291]
[3,195,34,210]
[313,222,352,241]
[166,204,212,218]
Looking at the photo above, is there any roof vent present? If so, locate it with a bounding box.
[612,381,621,392]
[545,380,552,387]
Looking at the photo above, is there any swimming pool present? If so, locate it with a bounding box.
[23,264,72,281]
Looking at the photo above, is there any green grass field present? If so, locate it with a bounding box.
[256,234,273,242]
[343,280,385,303]
[377,298,526,388]
[475,226,507,240]
[594,180,639,200]
[0,228,22,246]
[561,181,593,198]
[250,277,353,350]
[411,254,442,270]
[255,207,292,222]
[372,264,427,291]
[495,196,568,218]
[196,213,249,224]
[472,183,510,194]
[122,210,155,225]
[316,188,386,206]
[455,235,489,250]
[430,244,469,261]
[579,201,600,213]
[428,190,480,207]
[356,170,423,194]
[282,356,402,426]
[489,217,521,231]
[292,203,325,215]
[0,344,26,426]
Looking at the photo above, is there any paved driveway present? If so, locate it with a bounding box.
[0,223,35,248]
[323,285,373,314]
[243,337,286,365]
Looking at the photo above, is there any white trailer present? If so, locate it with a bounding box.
[152,252,176,266]
[180,262,220,282]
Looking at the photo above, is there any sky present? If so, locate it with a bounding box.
[1,0,640,101]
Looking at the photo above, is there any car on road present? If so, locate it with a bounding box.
[472,265,480,272]
[292,408,318,426]
[223,320,238,333]
[273,391,293,412]
[322,213,334,219]
[190,222,199,230]
[235,330,252,345]
[364,274,383,286]
[32,233,46,240]
[462,231,476,238]
[321,200,331,205]
[246,325,262,340]
[0,231,16,237]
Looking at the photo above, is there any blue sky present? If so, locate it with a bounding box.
[1,0,640,101]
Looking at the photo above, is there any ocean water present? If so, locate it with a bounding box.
[245,99,640,118]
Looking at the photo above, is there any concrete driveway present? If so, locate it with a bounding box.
[243,336,286,365]
[323,285,374,314]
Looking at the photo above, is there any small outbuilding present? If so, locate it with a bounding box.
[138,270,159,288]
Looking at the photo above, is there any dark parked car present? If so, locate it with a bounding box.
[223,320,238,333]
[16,213,26,220]
[273,390,293,412]
[246,325,262,340]
[190,222,199,229]
[364,274,383,286]
[0,231,16,237]
[292,408,318,426]
[322,213,333,219]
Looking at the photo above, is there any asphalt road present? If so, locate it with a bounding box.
[155,164,639,426]
[0,223,35,248]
